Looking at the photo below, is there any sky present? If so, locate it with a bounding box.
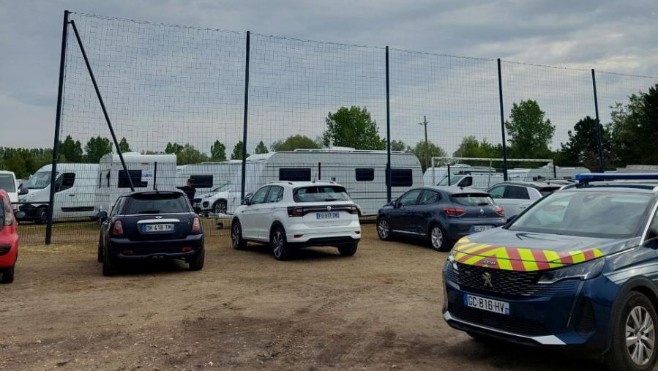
[1,0,657,156]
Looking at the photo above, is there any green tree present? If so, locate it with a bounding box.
[165,142,183,154]
[118,137,131,153]
[390,140,408,152]
[452,136,502,159]
[411,140,447,172]
[210,140,227,161]
[177,144,209,165]
[558,116,614,170]
[59,135,83,162]
[322,106,385,150]
[609,84,658,166]
[505,100,555,158]
[84,136,112,163]
[254,141,269,154]
[231,141,250,160]
[271,135,321,151]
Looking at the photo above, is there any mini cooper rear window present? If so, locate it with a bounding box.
[451,193,494,206]
[123,193,189,214]
[293,186,351,203]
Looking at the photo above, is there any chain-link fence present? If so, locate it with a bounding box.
[17,11,656,244]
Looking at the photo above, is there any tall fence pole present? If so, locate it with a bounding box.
[497,59,509,181]
[385,46,392,203]
[592,69,605,172]
[46,10,70,245]
[240,31,251,202]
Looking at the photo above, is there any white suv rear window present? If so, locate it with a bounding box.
[293,186,351,203]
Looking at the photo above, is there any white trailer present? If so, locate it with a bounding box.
[507,165,591,181]
[95,152,178,216]
[235,149,423,215]
[17,163,99,223]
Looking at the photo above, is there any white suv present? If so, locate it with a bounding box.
[230,181,361,260]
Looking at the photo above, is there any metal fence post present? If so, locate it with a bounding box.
[46,10,70,245]
[240,31,251,203]
[385,46,392,203]
[592,69,605,172]
[497,59,509,181]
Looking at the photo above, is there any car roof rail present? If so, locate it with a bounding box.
[575,173,658,184]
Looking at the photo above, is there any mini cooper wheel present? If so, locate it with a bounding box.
[102,246,117,277]
[271,225,292,261]
[231,220,247,250]
[377,218,391,240]
[97,235,104,262]
[188,247,205,271]
[606,291,658,371]
[429,224,448,251]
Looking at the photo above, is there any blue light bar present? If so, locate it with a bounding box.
[576,173,658,182]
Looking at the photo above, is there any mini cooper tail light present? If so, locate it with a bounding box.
[287,207,305,217]
[494,206,505,217]
[192,217,202,233]
[111,220,124,236]
[444,207,466,217]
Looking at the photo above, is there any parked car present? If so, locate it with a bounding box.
[0,170,19,212]
[442,173,658,371]
[376,186,506,251]
[487,180,563,219]
[97,190,204,276]
[0,189,19,283]
[193,182,232,216]
[230,181,361,260]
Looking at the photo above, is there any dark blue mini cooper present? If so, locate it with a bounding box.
[443,173,658,371]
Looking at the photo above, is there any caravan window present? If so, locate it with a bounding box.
[189,175,213,188]
[386,168,413,187]
[279,168,311,182]
[355,168,374,181]
[118,170,148,188]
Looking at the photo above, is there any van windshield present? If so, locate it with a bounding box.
[26,171,53,189]
[0,174,15,192]
[438,175,465,186]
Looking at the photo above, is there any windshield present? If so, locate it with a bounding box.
[211,183,230,192]
[293,185,351,202]
[25,171,53,189]
[438,175,465,186]
[508,190,653,238]
[0,174,15,192]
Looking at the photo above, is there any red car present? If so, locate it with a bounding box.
[0,189,19,283]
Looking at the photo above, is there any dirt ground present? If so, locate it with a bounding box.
[2,224,611,370]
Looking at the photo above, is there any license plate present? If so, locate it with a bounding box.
[472,225,492,232]
[464,294,510,315]
[143,223,174,233]
[316,211,340,220]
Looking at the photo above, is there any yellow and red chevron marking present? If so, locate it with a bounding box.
[452,238,603,272]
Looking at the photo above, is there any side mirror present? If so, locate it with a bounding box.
[18,185,28,195]
[243,193,253,205]
[97,211,108,222]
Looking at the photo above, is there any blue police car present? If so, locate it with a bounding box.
[442,173,658,371]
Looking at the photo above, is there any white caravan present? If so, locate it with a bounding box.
[236,149,423,216]
[18,163,99,223]
[0,170,19,211]
[95,152,178,216]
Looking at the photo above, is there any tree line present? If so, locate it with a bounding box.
[1,82,657,178]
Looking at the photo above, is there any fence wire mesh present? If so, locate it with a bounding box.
[15,11,657,244]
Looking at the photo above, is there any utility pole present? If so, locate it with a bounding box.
[418,116,429,170]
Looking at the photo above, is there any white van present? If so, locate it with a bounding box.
[18,163,99,223]
[0,171,19,211]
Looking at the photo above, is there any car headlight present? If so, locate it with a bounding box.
[538,258,605,284]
